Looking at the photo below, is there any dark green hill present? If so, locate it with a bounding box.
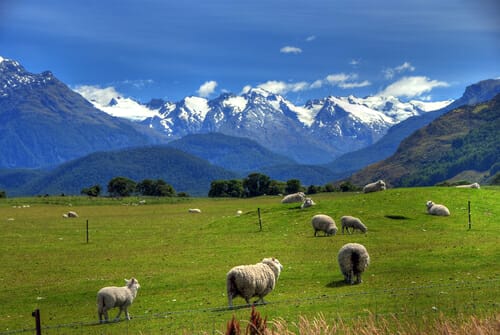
[167,133,297,172]
[9,146,237,197]
[348,94,500,187]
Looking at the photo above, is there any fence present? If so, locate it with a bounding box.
[1,279,498,334]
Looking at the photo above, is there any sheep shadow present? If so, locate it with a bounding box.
[385,214,412,220]
[326,280,353,288]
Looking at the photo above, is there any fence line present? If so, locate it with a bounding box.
[1,278,498,334]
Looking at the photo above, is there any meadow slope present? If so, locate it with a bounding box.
[0,187,498,334]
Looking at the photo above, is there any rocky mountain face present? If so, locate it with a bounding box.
[325,79,500,177]
[0,57,160,168]
[129,88,450,164]
[348,93,500,187]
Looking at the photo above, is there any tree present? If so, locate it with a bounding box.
[208,179,244,197]
[285,179,302,194]
[267,180,285,195]
[0,190,6,198]
[243,173,271,197]
[107,176,136,197]
[81,184,101,197]
[136,179,176,197]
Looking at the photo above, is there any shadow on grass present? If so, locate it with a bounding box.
[326,280,352,288]
[385,214,412,220]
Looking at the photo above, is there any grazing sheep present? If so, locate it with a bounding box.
[426,201,450,216]
[455,182,480,189]
[341,216,367,234]
[188,208,201,213]
[363,180,386,193]
[236,210,243,216]
[62,211,79,218]
[311,214,338,236]
[337,243,370,284]
[97,278,140,323]
[226,257,283,308]
[281,192,306,204]
[300,197,316,209]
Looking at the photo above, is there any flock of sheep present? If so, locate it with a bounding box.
[95,179,477,322]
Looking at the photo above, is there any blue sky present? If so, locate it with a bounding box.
[1,0,498,104]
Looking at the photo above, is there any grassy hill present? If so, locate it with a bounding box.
[0,187,498,334]
[348,94,500,187]
[10,146,237,197]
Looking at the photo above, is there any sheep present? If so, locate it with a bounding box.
[300,197,316,209]
[341,216,367,234]
[337,243,370,284]
[426,201,450,216]
[281,192,305,204]
[97,278,140,323]
[226,257,283,308]
[188,208,201,213]
[236,210,243,216]
[363,180,386,193]
[62,211,79,218]
[311,214,338,237]
[455,182,480,189]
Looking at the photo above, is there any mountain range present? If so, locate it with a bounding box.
[0,55,499,196]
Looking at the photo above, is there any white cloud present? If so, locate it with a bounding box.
[339,80,371,89]
[240,85,252,95]
[379,76,449,98]
[384,61,416,79]
[306,35,316,42]
[349,59,360,66]
[257,80,309,95]
[280,46,302,54]
[197,80,218,97]
[73,85,120,105]
[325,73,355,84]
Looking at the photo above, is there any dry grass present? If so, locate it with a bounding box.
[266,313,500,335]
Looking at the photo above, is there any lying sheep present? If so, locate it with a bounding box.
[226,257,283,308]
[337,243,370,284]
[426,201,450,216]
[311,214,338,236]
[455,182,480,189]
[97,278,140,323]
[281,192,305,204]
[341,216,367,234]
[188,208,201,213]
[62,211,79,218]
[300,197,316,209]
[363,180,386,193]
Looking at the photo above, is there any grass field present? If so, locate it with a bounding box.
[0,187,498,334]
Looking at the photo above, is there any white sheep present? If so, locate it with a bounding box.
[426,201,450,216]
[455,182,480,189]
[341,216,367,234]
[300,197,316,209]
[62,211,79,218]
[188,208,201,213]
[337,243,370,284]
[311,214,338,237]
[281,192,305,204]
[363,180,386,193]
[96,278,140,323]
[226,257,283,308]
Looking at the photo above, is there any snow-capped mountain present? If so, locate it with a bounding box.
[85,86,451,164]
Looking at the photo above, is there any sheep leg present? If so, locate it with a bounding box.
[124,307,130,320]
[355,275,362,284]
[114,307,123,321]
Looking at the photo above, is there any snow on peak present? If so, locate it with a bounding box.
[0,56,4,64]
[328,96,394,124]
[223,95,248,113]
[409,99,454,112]
[184,96,210,118]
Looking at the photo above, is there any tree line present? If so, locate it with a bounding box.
[81,176,179,198]
[208,172,360,198]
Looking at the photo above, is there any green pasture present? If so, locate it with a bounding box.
[0,187,498,334]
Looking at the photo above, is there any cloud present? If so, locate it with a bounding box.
[257,80,309,95]
[339,80,371,89]
[379,76,449,98]
[383,61,416,79]
[243,72,371,96]
[197,80,218,97]
[73,85,121,105]
[305,35,316,42]
[280,46,302,54]
[349,59,360,66]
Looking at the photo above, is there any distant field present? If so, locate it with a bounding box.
[0,187,498,334]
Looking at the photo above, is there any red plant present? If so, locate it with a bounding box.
[226,315,241,335]
[246,305,267,335]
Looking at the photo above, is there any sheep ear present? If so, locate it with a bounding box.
[125,278,129,283]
